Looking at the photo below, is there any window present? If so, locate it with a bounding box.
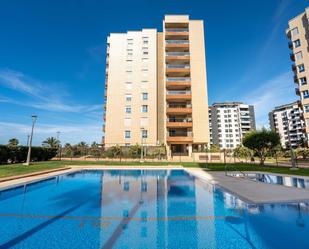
[293,39,301,48]
[142,92,148,100]
[125,82,132,89]
[125,94,132,101]
[125,130,131,139]
[295,51,303,61]
[143,51,148,56]
[124,118,131,126]
[125,106,131,114]
[300,77,307,85]
[304,105,309,113]
[142,105,148,113]
[303,90,309,99]
[298,64,305,73]
[291,27,299,37]
[141,129,148,138]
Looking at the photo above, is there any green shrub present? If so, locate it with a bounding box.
[0,145,57,164]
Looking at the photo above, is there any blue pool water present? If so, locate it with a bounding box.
[0,169,309,249]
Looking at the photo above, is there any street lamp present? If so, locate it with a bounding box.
[56,131,61,161]
[24,115,37,166]
[283,113,298,170]
[140,128,145,162]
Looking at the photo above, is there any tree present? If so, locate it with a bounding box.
[233,145,253,162]
[76,142,88,156]
[207,144,220,152]
[8,138,19,147]
[42,137,59,148]
[63,143,74,158]
[90,141,101,158]
[152,146,166,160]
[242,129,280,165]
[295,147,309,160]
[129,144,141,158]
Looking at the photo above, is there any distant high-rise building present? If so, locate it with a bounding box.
[103,15,210,158]
[209,102,256,149]
[269,101,306,148]
[286,7,309,143]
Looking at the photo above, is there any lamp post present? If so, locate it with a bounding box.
[140,128,144,163]
[26,134,30,146]
[56,131,61,161]
[24,115,37,166]
[283,113,297,170]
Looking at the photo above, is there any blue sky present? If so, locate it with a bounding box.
[0,0,308,145]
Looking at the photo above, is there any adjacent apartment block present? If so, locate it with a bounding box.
[209,102,256,149]
[103,15,210,158]
[286,7,309,141]
[269,101,306,148]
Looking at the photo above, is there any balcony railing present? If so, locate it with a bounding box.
[167,104,192,108]
[166,77,191,82]
[167,118,192,122]
[166,52,190,56]
[167,90,191,95]
[166,28,189,32]
[166,40,189,44]
[168,131,193,137]
[166,64,190,69]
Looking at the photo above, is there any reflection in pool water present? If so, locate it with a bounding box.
[0,169,308,248]
[229,172,309,189]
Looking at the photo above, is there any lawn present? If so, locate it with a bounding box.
[1,160,309,178]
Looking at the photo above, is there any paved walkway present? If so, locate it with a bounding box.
[186,168,309,204]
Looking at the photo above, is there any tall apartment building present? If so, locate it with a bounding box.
[269,101,306,148]
[286,7,309,142]
[103,15,210,158]
[209,102,256,149]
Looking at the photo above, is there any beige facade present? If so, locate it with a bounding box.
[286,7,309,141]
[103,15,210,158]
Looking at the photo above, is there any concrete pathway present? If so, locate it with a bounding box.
[186,168,309,204]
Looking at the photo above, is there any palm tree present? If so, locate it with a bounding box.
[42,137,59,148]
[63,143,74,158]
[90,141,101,158]
[77,141,88,156]
[8,138,19,147]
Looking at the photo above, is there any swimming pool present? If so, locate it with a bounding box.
[0,169,308,249]
[228,172,309,190]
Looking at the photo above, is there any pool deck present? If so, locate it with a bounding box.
[1,165,309,204]
[186,168,309,204]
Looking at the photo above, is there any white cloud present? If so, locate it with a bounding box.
[0,69,101,113]
[241,71,298,129]
[0,121,102,145]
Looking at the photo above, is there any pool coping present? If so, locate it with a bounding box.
[185,168,309,205]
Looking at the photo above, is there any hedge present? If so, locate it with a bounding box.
[0,145,58,164]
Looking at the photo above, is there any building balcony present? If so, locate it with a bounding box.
[288,41,293,50]
[166,118,192,128]
[166,106,192,114]
[165,32,189,40]
[166,52,190,63]
[166,77,191,82]
[290,53,295,61]
[166,66,190,75]
[167,133,193,143]
[165,28,189,32]
[166,90,191,100]
[295,87,300,96]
